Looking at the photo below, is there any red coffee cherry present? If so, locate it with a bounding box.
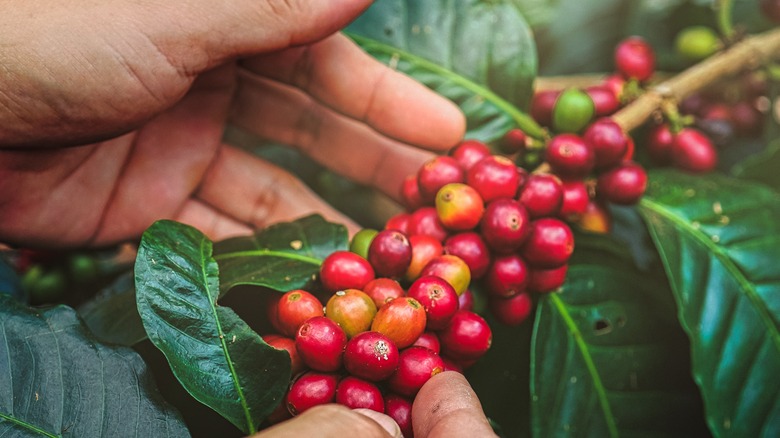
[519,174,564,218]
[528,264,569,293]
[438,310,493,361]
[417,156,466,203]
[521,218,575,268]
[325,289,378,339]
[458,289,475,312]
[435,183,485,230]
[545,134,595,179]
[387,346,445,397]
[585,85,620,117]
[615,36,655,81]
[336,376,385,413]
[480,199,531,254]
[530,89,561,127]
[488,292,533,326]
[384,394,414,438]
[368,230,413,278]
[405,234,444,281]
[419,255,471,296]
[559,179,590,222]
[286,371,339,416]
[761,0,780,23]
[602,74,626,100]
[384,212,411,235]
[466,156,523,202]
[449,139,492,171]
[408,207,449,242]
[401,175,424,211]
[411,331,441,354]
[262,334,306,376]
[646,123,675,165]
[440,356,464,373]
[583,118,628,169]
[295,316,347,372]
[485,254,529,298]
[371,297,428,349]
[597,161,648,205]
[671,128,717,173]
[344,331,400,381]
[730,100,763,136]
[363,278,405,309]
[443,232,491,279]
[498,128,528,154]
[320,251,375,293]
[275,290,325,338]
[406,276,460,330]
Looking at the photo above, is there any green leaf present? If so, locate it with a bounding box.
[638,170,780,437]
[0,295,189,437]
[531,234,708,437]
[731,139,780,190]
[78,271,146,346]
[346,0,542,143]
[135,220,290,434]
[213,214,348,294]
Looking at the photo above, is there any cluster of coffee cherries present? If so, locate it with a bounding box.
[262,232,491,436]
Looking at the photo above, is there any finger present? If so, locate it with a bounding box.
[242,34,465,150]
[196,144,360,234]
[353,409,403,438]
[173,198,253,241]
[253,404,394,438]
[412,372,496,438]
[230,74,437,202]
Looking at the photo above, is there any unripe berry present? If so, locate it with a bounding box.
[325,289,377,339]
[419,255,471,296]
[371,297,427,349]
[349,228,378,260]
[597,161,647,205]
[435,183,485,230]
[615,36,655,81]
[545,134,595,178]
[552,88,596,133]
[576,201,612,234]
[675,26,719,61]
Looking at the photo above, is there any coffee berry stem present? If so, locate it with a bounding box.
[716,0,736,42]
[612,27,780,133]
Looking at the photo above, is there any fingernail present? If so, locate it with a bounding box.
[353,408,403,438]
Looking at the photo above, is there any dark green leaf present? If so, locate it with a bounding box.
[213,214,348,294]
[0,295,189,437]
[731,139,780,190]
[135,220,290,434]
[531,234,707,437]
[347,0,541,143]
[638,170,780,437]
[0,257,25,302]
[78,271,145,346]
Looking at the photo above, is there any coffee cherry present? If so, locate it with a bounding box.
[344,331,400,381]
[671,128,717,173]
[276,290,325,337]
[458,289,475,312]
[440,356,465,373]
[325,289,378,338]
[552,88,596,133]
[405,234,444,281]
[401,175,425,211]
[583,118,628,169]
[545,134,595,178]
[602,74,626,101]
[387,346,445,397]
[435,183,485,230]
[371,297,427,349]
[263,334,306,376]
[349,228,378,260]
[530,89,561,127]
[675,26,719,61]
[411,331,441,354]
[576,201,612,234]
[287,371,339,416]
[320,251,375,293]
[385,212,411,235]
[519,174,564,218]
[488,292,533,326]
[485,254,529,298]
[443,232,491,279]
[384,394,413,438]
[762,0,780,23]
[730,101,763,136]
[480,199,531,254]
[615,36,655,81]
[521,218,575,268]
[559,179,590,222]
[408,207,449,242]
[438,310,492,361]
[586,85,620,117]
[646,123,675,165]
[335,377,384,412]
[363,278,405,309]
[597,161,647,205]
[406,276,460,330]
[528,264,569,293]
[295,316,347,372]
[417,156,465,203]
[368,230,413,278]
[466,156,522,202]
[498,128,527,154]
[419,255,471,296]
[449,140,492,171]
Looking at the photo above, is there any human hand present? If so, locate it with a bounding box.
[0,0,465,248]
[254,371,496,438]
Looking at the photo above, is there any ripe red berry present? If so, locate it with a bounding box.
[405,234,444,281]
[371,297,428,349]
[521,218,575,268]
[417,156,465,203]
[385,212,411,235]
[671,128,717,173]
[263,334,306,376]
[411,331,441,354]
[320,251,375,293]
[295,316,347,372]
[583,118,628,169]
[368,230,413,278]
[286,371,339,416]
[336,376,385,413]
[498,128,527,154]
[443,232,491,279]
[531,90,561,127]
[559,179,590,222]
[401,175,424,211]
[615,36,655,81]
[363,278,405,309]
[384,394,413,438]
[528,264,569,293]
[325,289,377,338]
[419,255,471,296]
[387,346,445,397]
[647,123,675,165]
[730,101,763,136]
[438,310,492,361]
[597,161,647,205]
[545,134,595,178]
[480,199,532,254]
[466,156,522,202]
[458,289,475,312]
[586,85,620,117]
[344,331,400,381]
[602,74,626,100]
[408,207,449,242]
[449,140,492,171]
[761,0,780,23]
[489,292,533,326]
[406,276,460,330]
[485,254,529,298]
[275,290,325,337]
[435,183,485,230]
[519,174,564,218]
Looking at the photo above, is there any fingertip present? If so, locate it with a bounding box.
[353,408,403,438]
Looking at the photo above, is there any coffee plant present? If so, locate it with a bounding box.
[2,1,779,437]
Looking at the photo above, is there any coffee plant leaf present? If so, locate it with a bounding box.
[135,220,290,434]
[0,295,190,437]
[639,170,780,437]
[346,0,541,143]
[213,214,348,294]
[531,234,707,437]
[731,138,780,190]
[78,271,145,347]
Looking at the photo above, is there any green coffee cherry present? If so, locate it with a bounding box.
[349,228,378,259]
[552,88,595,133]
[675,26,719,62]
